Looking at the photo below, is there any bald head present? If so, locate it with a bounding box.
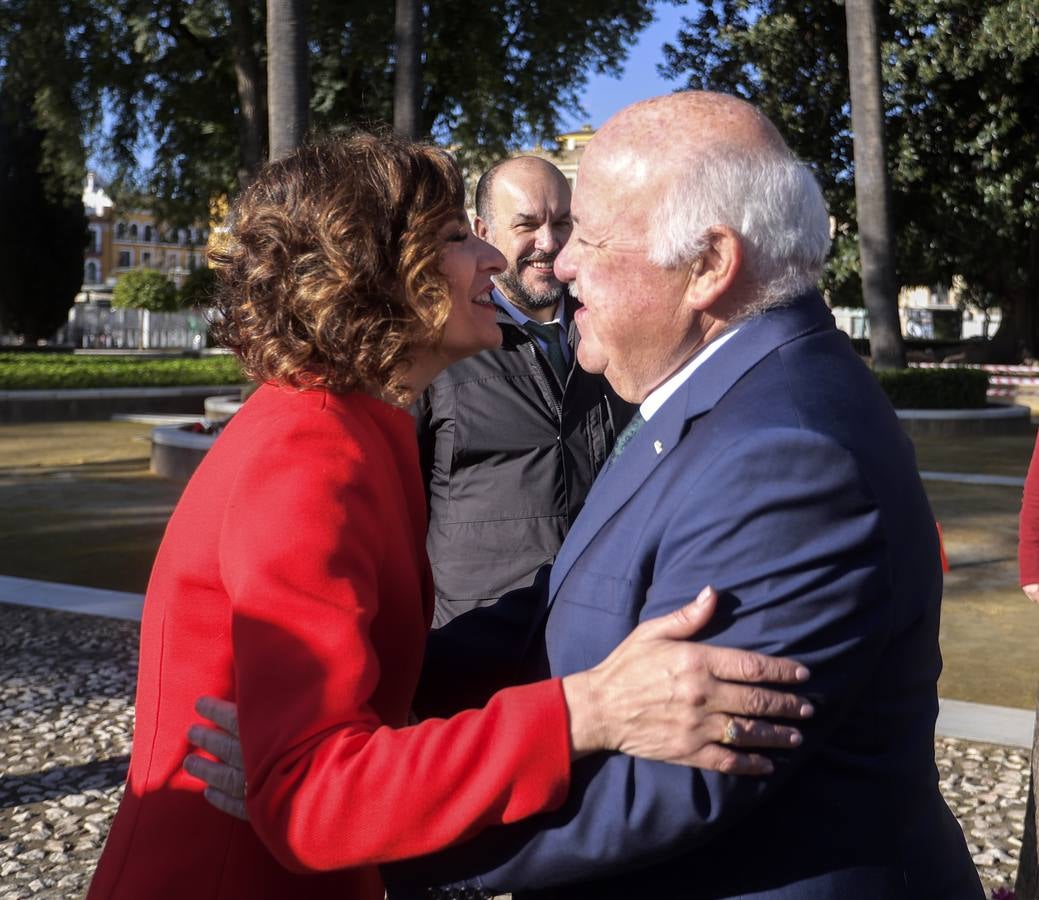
[588,92,790,199]
[580,90,830,311]
[475,156,571,227]
[614,91,784,143]
[473,157,573,320]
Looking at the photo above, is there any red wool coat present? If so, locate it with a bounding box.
[88,384,570,900]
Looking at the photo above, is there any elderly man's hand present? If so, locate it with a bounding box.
[184,697,249,822]
[563,586,812,773]
[1023,583,1039,604]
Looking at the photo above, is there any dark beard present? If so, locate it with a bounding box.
[496,265,566,312]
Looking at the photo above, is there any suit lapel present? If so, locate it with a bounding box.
[549,391,686,593]
[548,292,835,600]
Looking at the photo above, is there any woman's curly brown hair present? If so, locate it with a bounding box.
[208,133,464,403]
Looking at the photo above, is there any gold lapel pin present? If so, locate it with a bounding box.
[654,440,663,455]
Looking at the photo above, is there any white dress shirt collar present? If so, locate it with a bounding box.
[640,328,741,422]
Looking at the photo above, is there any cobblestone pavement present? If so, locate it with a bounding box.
[1,605,135,899]
[0,602,1031,898]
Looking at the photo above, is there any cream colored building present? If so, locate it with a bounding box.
[81,173,209,296]
[524,124,596,189]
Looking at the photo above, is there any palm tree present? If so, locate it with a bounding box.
[267,0,308,162]
[393,0,424,139]
[844,0,905,370]
[229,0,264,185]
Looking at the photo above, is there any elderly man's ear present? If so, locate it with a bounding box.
[473,216,491,241]
[685,225,743,312]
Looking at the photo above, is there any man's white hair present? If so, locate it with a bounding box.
[648,147,831,313]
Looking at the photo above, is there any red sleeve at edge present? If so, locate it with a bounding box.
[1019,432,1039,585]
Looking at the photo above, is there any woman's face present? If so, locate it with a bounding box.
[434,215,507,362]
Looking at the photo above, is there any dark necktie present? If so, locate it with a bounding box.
[610,410,646,461]
[523,320,569,383]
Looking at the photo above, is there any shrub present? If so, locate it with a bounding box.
[874,367,990,409]
[112,270,179,312]
[0,353,244,390]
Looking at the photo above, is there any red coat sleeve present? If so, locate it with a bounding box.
[218,401,571,872]
[1020,432,1039,586]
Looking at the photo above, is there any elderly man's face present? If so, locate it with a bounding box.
[554,154,695,404]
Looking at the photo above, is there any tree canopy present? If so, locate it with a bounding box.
[2,0,664,225]
[662,0,1039,358]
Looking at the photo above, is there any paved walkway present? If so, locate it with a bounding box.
[0,590,1031,897]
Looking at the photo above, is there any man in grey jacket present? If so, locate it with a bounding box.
[414,157,632,643]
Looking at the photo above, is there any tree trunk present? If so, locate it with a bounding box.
[229,0,264,186]
[844,0,905,370]
[1018,701,1039,899]
[266,0,308,162]
[988,229,1039,363]
[989,291,1035,363]
[393,0,423,139]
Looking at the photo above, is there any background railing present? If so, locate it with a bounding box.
[55,304,209,350]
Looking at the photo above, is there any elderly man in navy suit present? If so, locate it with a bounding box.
[188,92,983,899]
[390,91,983,899]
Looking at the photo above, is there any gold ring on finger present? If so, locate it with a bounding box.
[721,717,739,745]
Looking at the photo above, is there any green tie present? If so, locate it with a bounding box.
[523,320,569,383]
[610,410,646,461]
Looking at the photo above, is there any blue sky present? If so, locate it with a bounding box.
[560,2,695,133]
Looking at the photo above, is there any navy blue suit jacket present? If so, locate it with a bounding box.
[396,293,982,899]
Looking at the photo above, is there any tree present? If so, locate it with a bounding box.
[2,0,662,225]
[267,0,308,161]
[888,0,1039,362]
[0,98,87,341]
[419,0,656,167]
[103,1,269,225]
[393,0,423,139]
[112,269,179,312]
[229,0,266,186]
[844,0,904,369]
[662,0,1039,360]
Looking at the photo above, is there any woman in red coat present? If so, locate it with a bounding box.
[87,135,809,900]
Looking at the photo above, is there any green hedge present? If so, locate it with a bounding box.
[0,353,245,390]
[874,367,990,409]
